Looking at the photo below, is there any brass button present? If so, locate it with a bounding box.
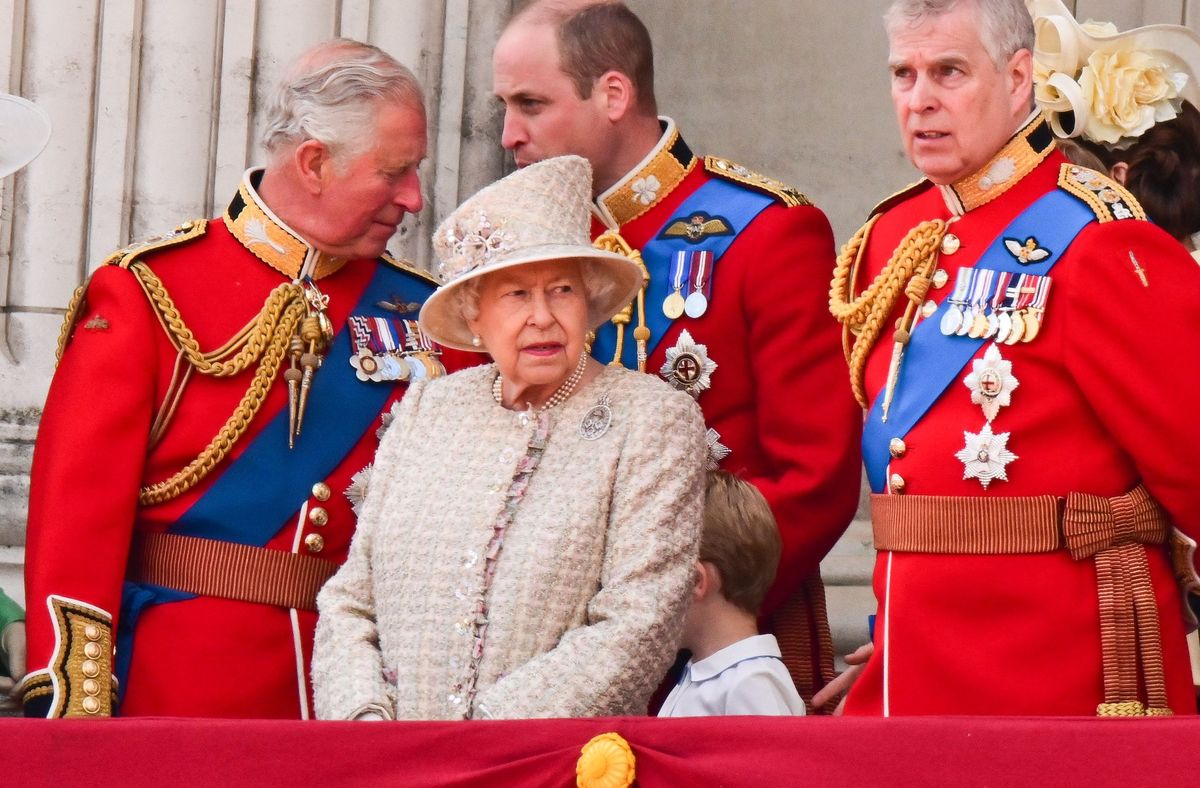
[82,678,101,696]
[82,697,101,715]
[941,234,961,255]
[309,506,329,527]
[81,660,100,678]
[84,624,101,641]
[931,269,949,289]
[83,642,102,660]
[312,482,332,502]
[305,533,325,553]
[889,438,907,458]
[920,300,938,319]
[889,473,907,495]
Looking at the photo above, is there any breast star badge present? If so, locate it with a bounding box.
[954,423,1018,489]
[660,329,716,399]
[963,344,1019,422]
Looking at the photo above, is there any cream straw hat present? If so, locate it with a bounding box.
[0,92,51,178]
[419,155,642,351]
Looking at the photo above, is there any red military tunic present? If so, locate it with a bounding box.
[838,117,1200,715]
[21,171,468,718]
[590,119,863,701]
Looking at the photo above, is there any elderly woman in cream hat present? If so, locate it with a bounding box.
[312,155,707,720]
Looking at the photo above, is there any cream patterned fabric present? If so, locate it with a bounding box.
[313,364,707,720]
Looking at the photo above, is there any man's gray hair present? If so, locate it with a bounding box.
[885,0,1034,68]
[261,38,424,164]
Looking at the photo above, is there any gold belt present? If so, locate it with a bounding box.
[872,485,1174,716]
[128,532,339,612]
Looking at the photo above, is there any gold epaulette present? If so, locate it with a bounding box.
[704,156,813,207]
[102,219,209,268]
[380,251,439,285]
[1057,164,1146,223]
[57,220,209,361]
[867,179,933,219]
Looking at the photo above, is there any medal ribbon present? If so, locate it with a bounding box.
[1013,274,1038,311]
[590,177,774,369]
[991,271,1013,312]
[669,251,693,300]
[690,251,714,301]
[862,187,1095,492]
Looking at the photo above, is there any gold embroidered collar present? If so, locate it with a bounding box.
[223,168,346,280]
[938,111,1057,216]
[594,117,698,228]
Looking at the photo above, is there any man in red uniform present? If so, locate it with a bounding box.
[493,1,863,706]
[828,0,1200,715]
[20,39,467,718]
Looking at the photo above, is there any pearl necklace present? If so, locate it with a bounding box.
[492,352,589,413]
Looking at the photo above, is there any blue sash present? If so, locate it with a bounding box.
[591,178,773,369]
[116,262,434,700]
[862,188,1094,493]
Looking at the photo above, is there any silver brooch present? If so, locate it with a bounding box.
[706,428,732,470]
[579,393,613,441]
[660,329,717,399]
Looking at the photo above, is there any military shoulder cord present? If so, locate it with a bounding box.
[128,263,309,505]
[829,217,947,409]
[594,230,651,371]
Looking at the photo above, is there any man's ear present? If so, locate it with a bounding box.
[1007,48,1034,118]
[294,139,333,196]
[595,69,636,122]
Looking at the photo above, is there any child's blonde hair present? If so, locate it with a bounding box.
[700,471,781,615]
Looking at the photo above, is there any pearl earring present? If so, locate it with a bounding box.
[471,335,482,347]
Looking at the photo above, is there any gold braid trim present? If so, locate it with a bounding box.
[54,281,90,364]
[129,262,303,377]
[130,267,309,506]
[829,217,947,408]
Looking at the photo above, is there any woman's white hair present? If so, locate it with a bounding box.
[458,259,621,328]
[885,0,1035,68]
[261,38,424,166]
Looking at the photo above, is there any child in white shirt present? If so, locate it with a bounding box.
[658,471,806,717]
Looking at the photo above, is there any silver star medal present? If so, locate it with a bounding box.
[345,464,373,517]
[705,428,732,470]
[962,344,1018,422]
[660,329,717,399]
[954,423,1018,489]
[579,393,613,441]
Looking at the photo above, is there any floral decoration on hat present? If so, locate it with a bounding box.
[437,209,517,282]
[1027,0,1200,148]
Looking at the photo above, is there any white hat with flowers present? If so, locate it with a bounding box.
[419,155,643,351]
[1027,0,1200,148]
[0,92,51,178]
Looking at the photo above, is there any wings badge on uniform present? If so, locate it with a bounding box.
[658,211,734,244]
[1004,236,1052,265]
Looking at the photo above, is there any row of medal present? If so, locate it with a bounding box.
[347,315,446,382]
[662,250,714,319]
[939,269,1051,345]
